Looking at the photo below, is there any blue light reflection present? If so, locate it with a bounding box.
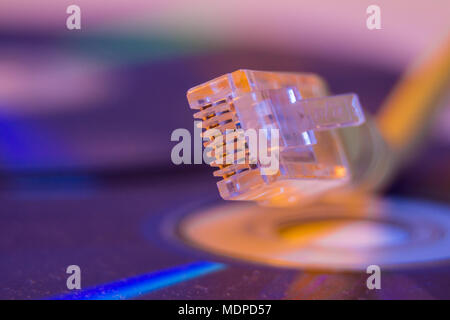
[54,261,225,300]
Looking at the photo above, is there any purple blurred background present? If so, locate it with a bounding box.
[0,1,449,299]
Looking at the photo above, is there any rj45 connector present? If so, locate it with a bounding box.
[187,70,386,206]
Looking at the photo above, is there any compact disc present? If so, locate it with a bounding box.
[179,196,450,271]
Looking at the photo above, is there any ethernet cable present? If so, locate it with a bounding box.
[186,39,450,207]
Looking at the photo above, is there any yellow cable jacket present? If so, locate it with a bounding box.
[376,37,450,160]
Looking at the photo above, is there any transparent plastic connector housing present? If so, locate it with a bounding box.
[187,70,368,206]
